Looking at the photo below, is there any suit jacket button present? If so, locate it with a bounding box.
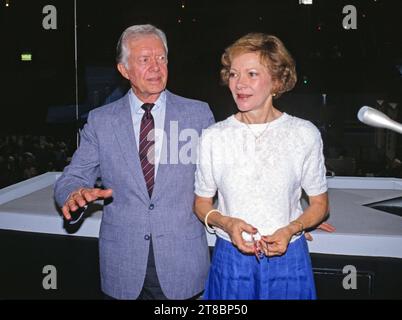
[144,235,150,241]
[149,204,154,210]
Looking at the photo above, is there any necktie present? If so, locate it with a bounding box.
[139,103,155,197]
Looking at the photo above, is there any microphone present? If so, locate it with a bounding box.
[357,106,402,134]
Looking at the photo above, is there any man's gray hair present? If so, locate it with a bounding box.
[116,24,168,67]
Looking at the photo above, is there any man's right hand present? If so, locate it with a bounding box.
[61,188,113,220]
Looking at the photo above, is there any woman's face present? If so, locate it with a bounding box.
[228,52,276,112]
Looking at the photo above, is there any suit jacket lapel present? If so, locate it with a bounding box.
[112,93,150,201]
[151,91,181,202]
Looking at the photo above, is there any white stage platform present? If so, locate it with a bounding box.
[0,172,401,258]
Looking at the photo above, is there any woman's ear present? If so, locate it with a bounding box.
[271,80,280,97]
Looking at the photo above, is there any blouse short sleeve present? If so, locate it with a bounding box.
[301,126,328,196]
[194,129,217,198]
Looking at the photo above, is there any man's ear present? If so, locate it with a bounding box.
[117,63,129,80]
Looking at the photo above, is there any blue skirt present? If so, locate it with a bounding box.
[203,235,316,300]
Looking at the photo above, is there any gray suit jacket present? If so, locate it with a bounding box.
[54,90,215,299]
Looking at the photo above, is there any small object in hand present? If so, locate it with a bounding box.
[251,232,265,262]
[241,231,265,261]
[67,206,86,225]
[254,241,264,261]
[253,232,265,261]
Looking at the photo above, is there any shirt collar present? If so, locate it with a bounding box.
[129,89,166,114]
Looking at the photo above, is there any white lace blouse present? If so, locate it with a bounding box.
[194,113,328,243]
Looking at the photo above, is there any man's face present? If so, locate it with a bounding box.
[118,35,168,103]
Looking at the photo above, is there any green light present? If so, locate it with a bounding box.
[21,53,32,61]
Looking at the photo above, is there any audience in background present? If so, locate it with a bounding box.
[0,131,401,190]
[0,135,73,188]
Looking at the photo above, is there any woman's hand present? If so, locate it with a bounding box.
[259,226,293,257]
[223,216,258,255]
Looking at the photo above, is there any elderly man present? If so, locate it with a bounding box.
[54,24,214,300]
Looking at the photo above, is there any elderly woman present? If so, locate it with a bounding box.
[194,33,329,300]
